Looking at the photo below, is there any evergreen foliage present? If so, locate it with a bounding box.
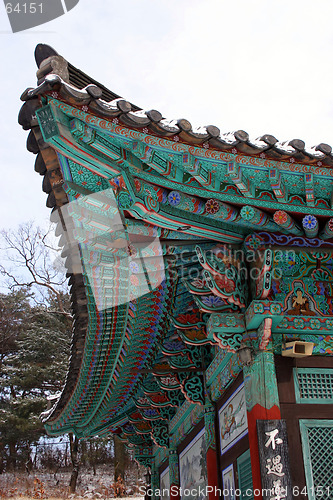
[0,289,71,470]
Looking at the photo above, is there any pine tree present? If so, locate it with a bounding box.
[0,290,71,470]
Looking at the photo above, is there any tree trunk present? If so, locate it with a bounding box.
[114,435,126,482]
[25,443,32,475]
[0,442,4,473]
[64,441,68,468]
[89,440,96,476]
[80,440,87,467]
[8,442,16,471]
[33,443,38,470]
[69,433,80,494]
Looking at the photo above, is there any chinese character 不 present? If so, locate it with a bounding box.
[265,429,283,450]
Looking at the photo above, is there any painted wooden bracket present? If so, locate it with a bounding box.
[182,152,219,188]
[304,172,315,207]
[228,162,255,198]
[259,317,273,350]
[254,249,273,300]
[131,140,180,179]
[245,300,284,330]
[206,313,245,352]
[269,167,288,203]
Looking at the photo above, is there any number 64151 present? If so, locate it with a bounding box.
[5,3,43,14]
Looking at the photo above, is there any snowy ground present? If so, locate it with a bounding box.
[0,469,145,499]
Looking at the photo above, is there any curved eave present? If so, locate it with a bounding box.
[44,277,177,437]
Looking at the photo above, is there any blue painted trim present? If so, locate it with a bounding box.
[205,351,233,387]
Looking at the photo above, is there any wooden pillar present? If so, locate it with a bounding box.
[169,447,180,500]
[243,329,281,498]
[204,399,219,500]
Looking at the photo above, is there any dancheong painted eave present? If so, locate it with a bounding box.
[18,43,333,449]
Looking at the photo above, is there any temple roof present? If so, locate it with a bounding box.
[20,44,333,168]
[18,44,333,453]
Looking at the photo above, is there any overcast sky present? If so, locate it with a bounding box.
[1,0,333,230]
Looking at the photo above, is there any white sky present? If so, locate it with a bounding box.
[1,0,333,229]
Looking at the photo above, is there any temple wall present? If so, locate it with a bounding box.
[153,352,333,500]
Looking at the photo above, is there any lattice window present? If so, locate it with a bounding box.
[237,450,253,500]
[300,420,333,500]
[294,369,333,403]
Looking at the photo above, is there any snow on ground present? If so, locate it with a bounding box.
[0,469,145,499]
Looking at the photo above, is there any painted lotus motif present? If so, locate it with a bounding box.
[168,191,181,206]
[205,199,220,215]
[191,279,207,289]
[215,274,235,293]
[129,261,139,274]
[176,313,200,325]
[202,296,224,307]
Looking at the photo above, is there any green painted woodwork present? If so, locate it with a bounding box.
[237,450,254,500]
[209,354,242,402]
[204,399,216,451]
[205,350,234,387]
[154,445,168,470]
[245,300,284,330]
[35,105,59,140]
[294,368,333,404]
[243,347,280,413]
[169,400,205,448]
[169,447,179,488]
[43,157,185,437]
[134,445,153,468]
[151,422,169,448]
[39,100,333,220]
[299,420,333,500]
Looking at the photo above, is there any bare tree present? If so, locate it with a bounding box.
[0,221,72,320]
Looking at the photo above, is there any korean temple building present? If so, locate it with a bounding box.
[19,44,333,500]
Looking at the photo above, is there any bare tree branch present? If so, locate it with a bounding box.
[0,222,73,323]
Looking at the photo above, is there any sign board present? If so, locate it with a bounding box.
[257,420,293,500]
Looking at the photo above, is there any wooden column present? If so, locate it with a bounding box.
[151,462,159,500]
[169,447,180,500]
[243,328,281,498]
[204,399,219,500]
